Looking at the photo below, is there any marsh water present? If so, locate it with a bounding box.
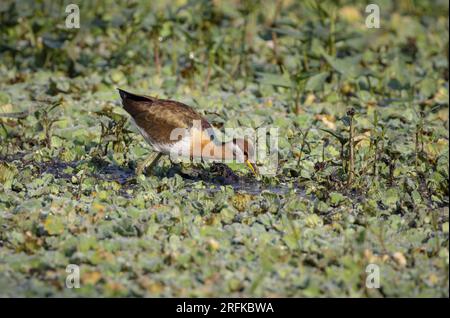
[6,155,295,196]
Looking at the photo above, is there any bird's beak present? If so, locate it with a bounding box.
[246,159,259,176]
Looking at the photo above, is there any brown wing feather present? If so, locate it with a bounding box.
[118,89,211,144]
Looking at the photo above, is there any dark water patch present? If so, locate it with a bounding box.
[0,152,29,162]
[36,160,78,179]
[91,163,135,185]
[5,153,303,196]
[171,162,298,195]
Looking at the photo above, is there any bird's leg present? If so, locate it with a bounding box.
[136,152,163,176]
[146,152,163,174]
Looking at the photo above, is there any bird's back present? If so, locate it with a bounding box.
[118,89,212,146]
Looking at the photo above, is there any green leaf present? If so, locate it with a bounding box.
[42,36,65,49]
[383,189,399,207]
[257,72,292,88]
[329,192,346,206]
[305,72,329,91]
[320,128,347,145]
[44,216,64,236]
[419,78,437,98]
[270,27,305,40]
[322,53,363,79]
[0,92,11,105]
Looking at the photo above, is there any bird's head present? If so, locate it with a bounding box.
[232,138,259,176]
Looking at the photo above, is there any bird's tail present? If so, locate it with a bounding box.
[117,88,155,116]
[117,88,154,102]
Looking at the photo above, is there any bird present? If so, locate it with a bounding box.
[117,88,258,176]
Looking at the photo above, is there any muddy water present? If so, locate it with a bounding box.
[169,163,296,195]
[13,158,296,196]
[2,153,296,196]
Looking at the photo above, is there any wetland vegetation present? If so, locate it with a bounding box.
[0,0,448,297]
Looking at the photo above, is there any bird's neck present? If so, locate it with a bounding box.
[200,141,238,162]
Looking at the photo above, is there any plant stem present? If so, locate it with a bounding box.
[296,127,311,175]
[153,36,161,76]
[328,9,336,56]
[415,124,419,169]
[295,88,301,114]
[203,54,213,92]
[372,111,379,177]
[347,109,355,186]
[269,0,284,72]
[373,138,378,177]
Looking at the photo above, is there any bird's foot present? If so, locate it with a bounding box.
[135,152,163,177]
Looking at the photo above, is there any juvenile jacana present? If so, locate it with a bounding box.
[118,89,258,176]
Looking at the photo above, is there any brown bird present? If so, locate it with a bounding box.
[118,89,258,176]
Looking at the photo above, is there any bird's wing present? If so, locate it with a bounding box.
[133,100,211,144]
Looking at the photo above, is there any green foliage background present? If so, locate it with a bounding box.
[0,0,448,297]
